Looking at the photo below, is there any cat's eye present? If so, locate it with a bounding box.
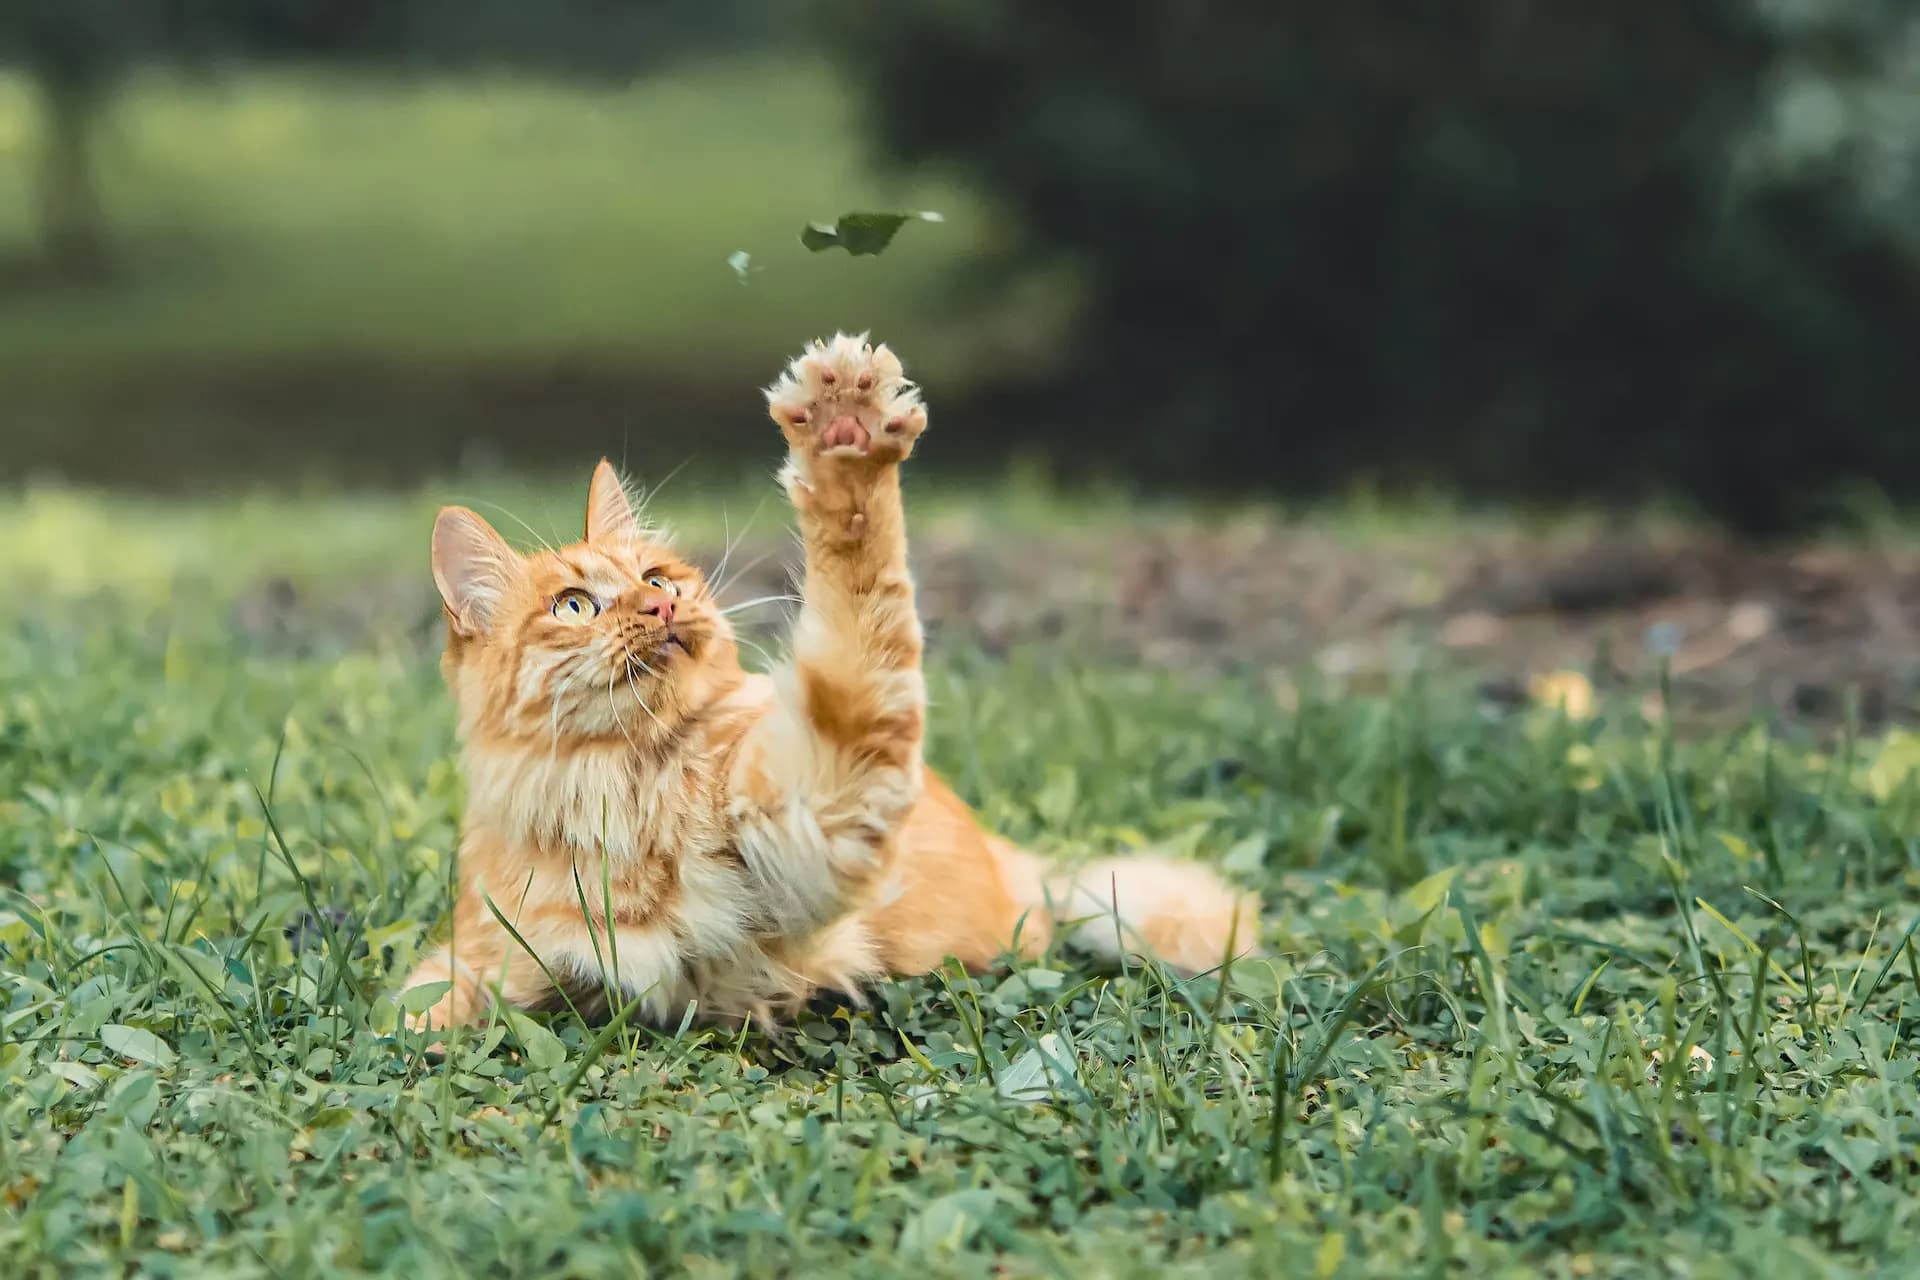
[644,575,680,597]
[550,590,600,624]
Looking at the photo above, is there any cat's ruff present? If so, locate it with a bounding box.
[398,334,1259,1031]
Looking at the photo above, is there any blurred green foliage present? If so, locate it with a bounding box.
[0,0,774,268]
[0,62,1044,484]
[834,0,1920,528]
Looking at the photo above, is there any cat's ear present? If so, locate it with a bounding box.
[432,506,516,636]
[585,459,641,544]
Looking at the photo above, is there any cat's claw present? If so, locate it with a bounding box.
[765,333,927,465]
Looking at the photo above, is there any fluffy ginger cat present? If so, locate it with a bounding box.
[399,334,1259,1031]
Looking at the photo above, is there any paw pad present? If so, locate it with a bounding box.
[822,415,869,451]
[765,332,927,463]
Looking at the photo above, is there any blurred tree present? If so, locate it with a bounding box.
[1,0,149,273]
[833,0,1920,528]
[0,0,771,276]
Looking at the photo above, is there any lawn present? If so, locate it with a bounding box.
[3,482,1919,1277]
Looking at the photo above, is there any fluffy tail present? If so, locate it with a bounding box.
[992,841,1262,976]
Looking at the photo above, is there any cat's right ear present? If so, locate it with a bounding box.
[431,506,516,636]
[585,458,642,545]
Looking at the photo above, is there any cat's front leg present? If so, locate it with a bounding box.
[728,335,930,935]
[396,913,552,1033]
[396,874,688,1032]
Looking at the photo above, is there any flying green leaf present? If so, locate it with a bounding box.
[799,210,944,257]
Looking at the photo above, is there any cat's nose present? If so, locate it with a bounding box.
[643,595,675,625]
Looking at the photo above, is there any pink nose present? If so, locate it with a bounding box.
[643,594,675,625]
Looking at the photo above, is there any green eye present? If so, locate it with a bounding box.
[551,589,600,624]
[645,575,680,597]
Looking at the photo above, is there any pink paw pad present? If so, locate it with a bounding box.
[767,335,925,459]
[822,415,870,451]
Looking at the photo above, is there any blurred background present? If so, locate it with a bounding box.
[4,0,1919,720]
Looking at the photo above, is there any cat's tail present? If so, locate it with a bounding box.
[990,839,1262,976]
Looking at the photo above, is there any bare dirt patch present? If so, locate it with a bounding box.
[235,518,1920,729]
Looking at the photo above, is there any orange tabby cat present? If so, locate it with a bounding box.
[399,334,1258,1031]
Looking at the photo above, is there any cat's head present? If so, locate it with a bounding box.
[429,460,739,747]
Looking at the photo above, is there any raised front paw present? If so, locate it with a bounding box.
[765,333,928,466]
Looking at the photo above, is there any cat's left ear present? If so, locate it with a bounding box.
[432,506,516,637]
[585,459,641,544]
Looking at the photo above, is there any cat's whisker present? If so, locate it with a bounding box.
[468,499,559,556]
[617,459,691,547]
[729,632,781,673]
[637,458,691,508]
[604,666,647,756]
[720,594,803,617]
[708,494,771,598]
[622,660,670,735]
[548,663,591,761]
[710,547,779,602]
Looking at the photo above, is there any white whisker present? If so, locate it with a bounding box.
[548,663,591,761]
[623,661,669,735]
[639,458,692,508]
[708,494,771,597]
[730,633,782,673]
[710,547,780,602]
[605,666,645,755]
[721,594,803,617]
[623,459,692,545]
[467,498,559,555]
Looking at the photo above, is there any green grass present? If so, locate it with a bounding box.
[0,466,1220,605]
[0,58,1065,390]
[4,485,1920,1277]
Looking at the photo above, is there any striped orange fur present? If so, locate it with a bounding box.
[399,335,1260,1031]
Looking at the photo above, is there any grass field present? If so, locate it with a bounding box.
[4,483,1920,1277]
